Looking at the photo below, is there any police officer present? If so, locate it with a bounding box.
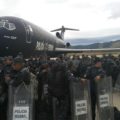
[48,61,70,120]
[10,57,30,86]
[2,56,13,84]
[84,58,105,120]
[37,63,52,120]
[0,58,6,120]
[0,56,13,120]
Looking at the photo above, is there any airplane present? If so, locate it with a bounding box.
[0,16,120,57]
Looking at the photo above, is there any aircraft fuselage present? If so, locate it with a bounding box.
[0,16,65,57]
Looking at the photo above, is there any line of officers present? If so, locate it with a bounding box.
[0,54,120,120]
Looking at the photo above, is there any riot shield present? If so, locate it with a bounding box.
[114,73,120,92]
[113,73,120,117]
[97,76,114,120]
[7,82,34,120]
[70,77,92,120]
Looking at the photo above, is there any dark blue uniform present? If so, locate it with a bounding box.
[85,66,105,120]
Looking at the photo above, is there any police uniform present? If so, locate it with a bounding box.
[85,58,105,120]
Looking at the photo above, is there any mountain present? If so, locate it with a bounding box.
[66,35,120,46]
[71,40,120,49]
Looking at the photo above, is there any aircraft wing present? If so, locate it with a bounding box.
[55,48,120,53]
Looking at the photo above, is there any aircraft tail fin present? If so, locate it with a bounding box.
[51,26,79,40]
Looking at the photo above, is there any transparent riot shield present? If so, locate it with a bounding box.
[115,73,120,92]
[113,74,120,117]
[97,76,114,120]
[70,77,92,120]
[7,82,34,120]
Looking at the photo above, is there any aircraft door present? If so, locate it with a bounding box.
[25,25,33,44]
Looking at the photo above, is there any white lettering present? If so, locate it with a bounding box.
[36,41,54,51]
[4,35,17,40]
[13,106,29,120]
[75,100,88,116]
[99,94,109,108]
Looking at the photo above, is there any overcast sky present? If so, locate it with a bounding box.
[1,0,120,39]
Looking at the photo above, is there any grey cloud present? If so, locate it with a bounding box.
[71,2,93,9]
[1,0,18,9]
[107,2,120,19]
[45,0,68,4]
[0,0,20,16]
